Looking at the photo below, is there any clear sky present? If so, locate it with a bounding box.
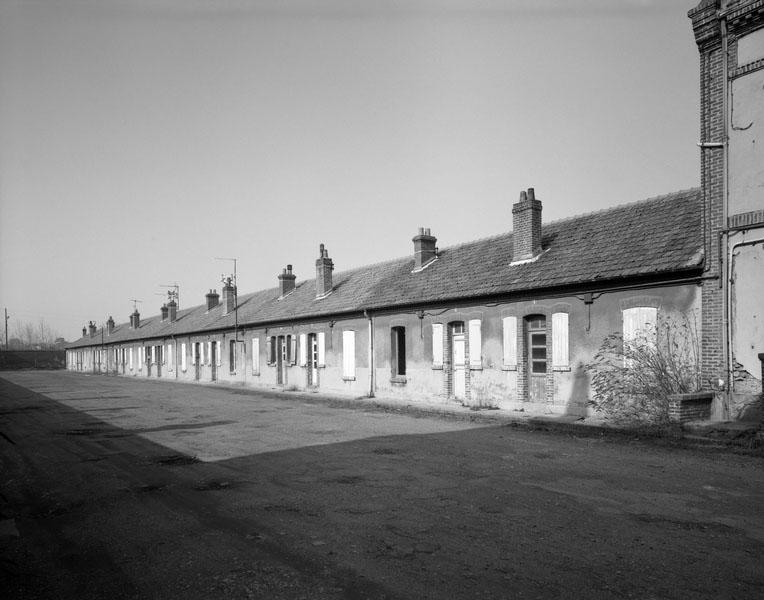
[0,0,701,342]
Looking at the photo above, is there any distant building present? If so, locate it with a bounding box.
[67,0,764,419]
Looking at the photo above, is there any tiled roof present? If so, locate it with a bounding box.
[68,188,703,348]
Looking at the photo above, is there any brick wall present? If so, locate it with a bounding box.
[668,392,714,423]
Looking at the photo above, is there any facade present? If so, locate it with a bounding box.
[689,0,764,419]
[67,1,764,419]
[67,189,704,416]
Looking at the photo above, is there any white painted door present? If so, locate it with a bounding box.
[452,333,466,400]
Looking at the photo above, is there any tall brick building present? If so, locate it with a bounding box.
[689,0,764,417]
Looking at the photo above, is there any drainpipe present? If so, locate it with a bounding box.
[365,310,375,398]
[720,9,730,395]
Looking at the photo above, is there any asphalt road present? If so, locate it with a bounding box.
[1,371,763,599]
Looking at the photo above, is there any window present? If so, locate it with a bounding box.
[468,319,482,368]
[432,324,443,368]
[267,336,276,364]
[391,327,406,377]
[527,316,547,374]
[342,330,355,379]
[502,316,517,369]
[229,339,236,372]
[299,334,307,366]
[317,332,326,366]
[551,312,569,370]
[181,343,187,371]
[623,307,657,365]
[252,338,260,374]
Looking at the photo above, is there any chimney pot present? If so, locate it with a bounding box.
[206,288,220,311]
[221,278,236,315]
[278,264,297,297]
[512,187,543,262]
[316,243,334,298]
[413,228,438,271]
[168,299,178,322]
[107,316,115,334]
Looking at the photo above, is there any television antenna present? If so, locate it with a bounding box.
[214,257,240,341]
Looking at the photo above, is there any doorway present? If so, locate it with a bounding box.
[307,333,318,387]
[156,345,163,378]
[210,342,217,382]
[526,315,547,403]
[451,322,466,400]
[194,343,201,381]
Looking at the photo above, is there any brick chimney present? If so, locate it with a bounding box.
[278,265,296,297]
[206,289,219,311]
[168,299,178,322]
[82,326,87,338]
[160,304,169,321]
[413,227,437,271]
[316,244,334,299]
[512,187,543,262]
[88,321,97,337]
[106,316,115,334]
[130,310,140,329]
[221,277,236,315]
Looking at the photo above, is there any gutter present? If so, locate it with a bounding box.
[364,310,375,398]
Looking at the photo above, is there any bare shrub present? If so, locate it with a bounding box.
[586,312,701,424]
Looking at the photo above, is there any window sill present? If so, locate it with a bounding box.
[501,365,517,371]
[342,376,356,381]
[469,365,483,371]
[431,365,443,370]
[552,366,571,372]
[390,375,407,384]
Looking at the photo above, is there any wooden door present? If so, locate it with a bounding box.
[452,332,466,400]
[527,317,547,403]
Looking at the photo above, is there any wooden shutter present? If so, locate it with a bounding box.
[181,343,187,371]
[432,324,443,368]
[552,312,569,368]
[216,341,222,366]
[289,336,297,365]
[342,330,355,378]
[299,334,307,366]
[250,338,258,373]
[468,319,482,368]
[502,316,517,368]
[317,332,326,367]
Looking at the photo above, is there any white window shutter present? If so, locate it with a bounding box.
[216,341,222,366]
[252,338,259,373]
[289,336,297,365]
[502,316,517,368]
[299,334,307,366]
[468,319,482,367]
[342,330,355,378]
[432,324,443,367]
[552,312,569,368]
[129,347,133,369]
[317,332,326,366]
[266,337,273,364]
[181,343,187,371]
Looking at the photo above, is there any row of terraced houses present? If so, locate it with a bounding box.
[66,0,764,421]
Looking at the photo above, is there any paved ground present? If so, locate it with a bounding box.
[1,371,763,599]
